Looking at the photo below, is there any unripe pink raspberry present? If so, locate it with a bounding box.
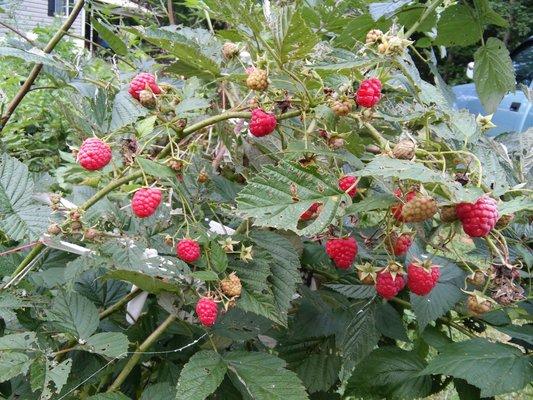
[129,73,162,100]
[176,238,201,263]
[131,187,162,218]
[356,78,382,108]
[195,297,218,327]
[249,108,277,137]
[77,138,112,171]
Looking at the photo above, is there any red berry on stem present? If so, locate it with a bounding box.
[392,233,412,256]
[195,297,218,327]
[407,262,440,296]
[131,187,162,218]
[77,138,112,171]
[375,270,405,299]
[325,237,358,270]
[356,78,382,108]
[338,176,358,197]
[129,73,162,100]
[300,202,321,221]
[249,108,277,137]
[456,196,499,237]
[176,239,201,263]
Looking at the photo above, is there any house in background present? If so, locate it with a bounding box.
[0,0,149,48]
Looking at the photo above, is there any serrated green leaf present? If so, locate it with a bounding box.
[238,289,284,326]
[82,332,129,358]
[141,382,176,400]
[345,193,397,214]
[175,98,210,114]
[46,292,99,340]
[0,47,67,69]
[498,196,533,215]
[375,303,409,342]
[474,37,515,114]
[136,157,176,178]
[0,154,51,241]
[0,352,32,383]
[88,394,131,400]
[210,242,228,273]
[190,270,219,281]
[175,350,227,400]
[0,331,37,351]
[357,157,448,184]
[325,284,376,299]
[296,353,341,394]
[103,270,181,294]
[42,358,72,399]
[136,115,157,136]
[224,351,309,400]
[434,5,481,47]
[91,19,128,56]
[237,161,344,235]
[30,357,46,393]
[368,0,410,20]
[110,91,148,131]
[341,304,380,364]
[421,338,533,396]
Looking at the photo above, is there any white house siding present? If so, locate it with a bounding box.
[0,0,84,38]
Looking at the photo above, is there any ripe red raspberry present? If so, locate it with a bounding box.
[249,108,277,137]
[325,237,358,270]
[356,78,382,108]
[300,202,321,221]
[131,187,162,218]
[407,262,440,296]
[176,239,201,263]
[456,196,499,237]
[375,270,405,299]
[390,233,412,256]
[195,297,218,327]
[391,189,416,222]
[129,73,162,100]
[77,138,112,171]
[338,176,358,197]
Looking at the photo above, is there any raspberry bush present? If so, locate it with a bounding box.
[0,1,531,399]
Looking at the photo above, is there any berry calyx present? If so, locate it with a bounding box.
[401,195,437,223]
[325,237,358,270]
[456,196,499,237]
[195,297,218,327]
[299,202,321,221]
[246,68,269,91]
[249,108,277,137]
[131,187,162,218]
[176,239,201,263]
[357,263,378,285]
[77,138,112,171]
[139,89,157,108]
[220,272,242,297]
[129,73,162,100]
[407,262,440,296]
[338,176,358,197]
[375,268,406,299]
[356,78,382,108]
[388,233,412,256]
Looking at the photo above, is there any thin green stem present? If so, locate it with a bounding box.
[99,287,142,319]
[405,0,444,38]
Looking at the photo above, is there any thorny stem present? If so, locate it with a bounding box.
[107,313,177,392]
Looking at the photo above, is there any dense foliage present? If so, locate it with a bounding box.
[0,1,531,399]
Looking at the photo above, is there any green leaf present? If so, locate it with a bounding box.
[237,161,344,235]
[41,359,72,399]
[474,37,515,114]
[175,350,227,400]
[46,291,99,340]
[175,98,211,114]
[210,242,228,273]
[0,154,51,241]
[345,193,397,214]
[141,382,176,400]
[341,304,380,364]
[0,47,67,69]
[357,157,448,185]
[30,357,46,393]
[103,270,181,294]
[82,332,129,358]
[91,19,128,56]
[136,115,157,136]
[498,196,533,215]
[375,303,409,342]
[346,347,431,400]
[369,0,410,20]
[238,289,284,326]
[191,270,219,281]
[495,324,533,346]
[88,394,131,400]
[224,351,309,400]
[421,338,533,396]
[0,352,32,382]
[409,257,465,330]
[325,284,376,299]
[295,353,341,394]
[136,157,176,178]
[0,331,37,351]
[434,5,481,47]
[110,91,148,131]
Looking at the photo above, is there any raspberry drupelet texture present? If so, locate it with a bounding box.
[129,73,162,100]
[325,237,358,270]
[176,239,201,263]
[356,78,382,108]
[391,233,412,256]
[407,262,440,296]
[375,270,405,299]
[456,196,499,237]
[77,138,112,171]
[401,195,438,222]
[131,188,162,218]
[195,297,218,327]
[249,108,277,137]
[391,189,416,222]
[338,176,358,197]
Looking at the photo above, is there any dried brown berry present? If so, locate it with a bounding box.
[467,270,486,287]
[440,205,458,222]
[220,273,242,297]
[331,100,352,116]
[197,171,209,183]
[392,140,416,160]
[47,224,62,235]
[366,29,384,45]
[222,42,239,59]
[139,90,157,108]
[467,295,492,316]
